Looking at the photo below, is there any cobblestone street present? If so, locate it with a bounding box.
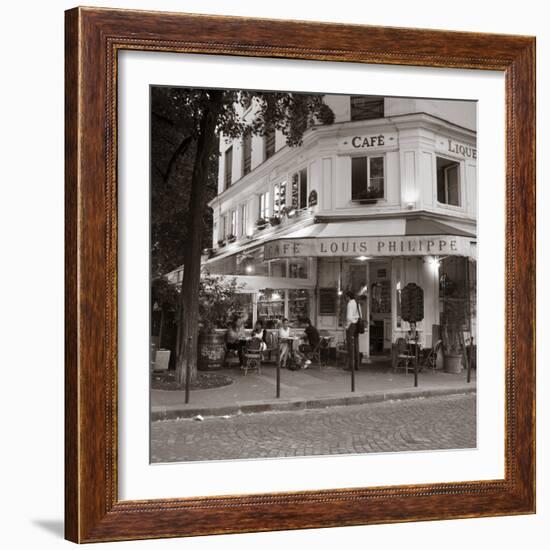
[151,393,476,462]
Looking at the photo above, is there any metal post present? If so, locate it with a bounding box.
[276,345,281,399]
[351,334,356,393]
[465,256,472,384]
[467,336,473,384]
[414,341,419,387]
[184,335,192,404]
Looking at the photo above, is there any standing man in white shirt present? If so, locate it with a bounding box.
[345,290,361,371]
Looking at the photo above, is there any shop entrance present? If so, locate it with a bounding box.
[349,260,392,356]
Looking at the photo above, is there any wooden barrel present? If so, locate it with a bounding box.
[198,330,226,370]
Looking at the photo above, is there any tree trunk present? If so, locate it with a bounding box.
[175,94,222,387]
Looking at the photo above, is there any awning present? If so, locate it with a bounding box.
[263,219,476,260]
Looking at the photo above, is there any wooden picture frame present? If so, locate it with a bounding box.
[65,6,536,543]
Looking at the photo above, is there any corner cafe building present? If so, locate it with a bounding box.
[202,95,477,357]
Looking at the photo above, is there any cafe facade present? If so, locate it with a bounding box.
[202,95,477,358]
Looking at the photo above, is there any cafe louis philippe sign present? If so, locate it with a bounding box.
[264,235,474,260]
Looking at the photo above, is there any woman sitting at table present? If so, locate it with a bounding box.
[226,320,245,366]
[279,318,309,369]
[278,318,292,368]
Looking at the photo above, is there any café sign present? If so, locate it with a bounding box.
[339,132,397,150]
[264,235,475,260]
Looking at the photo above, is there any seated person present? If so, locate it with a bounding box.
[278,318,291,368]
[253,319,268,344]
[279,318,310,369]
[300,318,320,352]
[225,321,245,366]
[251,326,267,352]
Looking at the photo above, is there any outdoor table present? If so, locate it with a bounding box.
[280,336,300,369]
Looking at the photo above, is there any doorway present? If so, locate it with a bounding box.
[368,261,392,356]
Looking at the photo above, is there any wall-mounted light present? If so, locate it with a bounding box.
[245,264,254,274]
[406,201,415,210]
[356,255,369,261]
[337,290,343,296]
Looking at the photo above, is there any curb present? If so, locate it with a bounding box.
[151,385,477,421]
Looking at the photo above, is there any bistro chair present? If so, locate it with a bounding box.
[242,337,262,375]
[393,337,415,375]
[421,339,443,373]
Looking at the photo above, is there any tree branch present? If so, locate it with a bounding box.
[164,135,194,185]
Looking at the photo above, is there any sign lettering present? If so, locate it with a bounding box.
[264,236,475,260]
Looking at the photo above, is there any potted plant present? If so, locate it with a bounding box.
[226,233,236,243]
[256,218,267,230]
[217,238,226,247]
[269,215,281,226]
[197,271,245,370]
[355,187,382,204]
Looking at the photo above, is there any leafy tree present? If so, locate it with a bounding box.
[152,88,334,387]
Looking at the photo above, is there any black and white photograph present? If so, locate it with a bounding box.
[149,88,478,463]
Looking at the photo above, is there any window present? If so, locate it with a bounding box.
[229,209,237,237]
[239,203,248,236]
[291,168,308,210]
[350,95,384,121]
[219,214,226,240]
[273,180,286,216]
[258,191,270,221]
[319,288,338,315]
[288,290,310,326]
[351,156,385,201]
[224,146,233,188]
[437,157,460,206]
[242,134,252,176]
[264,129,276,160]
[257,289,285,328]
[289,258,308,279]
[269,259,287,278]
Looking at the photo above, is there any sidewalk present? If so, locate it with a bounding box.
[152,359,476,421]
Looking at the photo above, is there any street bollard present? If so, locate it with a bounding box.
[466,345,472,384]
[276,349,281,398]
[414,342,419,387]
[351,335,356,393]
[184,335,192,404]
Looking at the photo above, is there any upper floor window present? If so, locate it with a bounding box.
[437,157,460,206]
[242,134,252,176]
[264,129,276,160]
[258,191,270,221]
[291,168,308,210]
[273,180,287,216]
[239,203,248,236]
[350,96,384,121]
[351,156,385,202]
[229,209,237,237]
[224,146,233,189]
